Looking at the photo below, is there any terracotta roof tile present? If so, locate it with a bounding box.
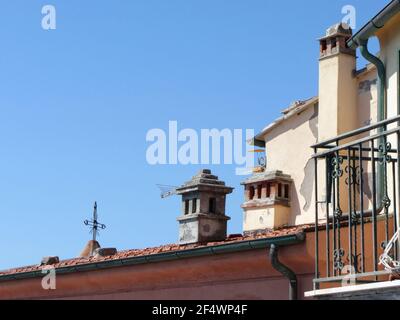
[0,225,311,277]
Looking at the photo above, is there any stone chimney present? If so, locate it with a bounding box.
[176,169,234,245]
[318,23,358,142]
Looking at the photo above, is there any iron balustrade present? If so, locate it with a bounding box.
[312,115,400,289]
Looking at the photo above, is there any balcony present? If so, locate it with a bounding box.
[311,115,400,291]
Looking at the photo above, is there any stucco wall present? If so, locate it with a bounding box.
[243,205,290,232]
[261,103,318,226]
[318,53,358,143]
[259,53,379,227]
[357,65,378,128]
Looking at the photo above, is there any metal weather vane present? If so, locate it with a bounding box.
[84,202,106,242]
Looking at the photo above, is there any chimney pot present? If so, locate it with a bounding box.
[241,170,293,233]
[94,248,117,258]
[41,256,60,266]
[319,23,354,59]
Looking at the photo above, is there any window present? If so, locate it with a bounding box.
[278,183,282,198]
[249,186,255,200]
[284,184,290,199]
[192,199,197,214]
[257,185,262,199]
[266,183,271,198]
[331,38,337,49]
[320,40,327,53]
[209,198,217,214]
[185,200,190,215]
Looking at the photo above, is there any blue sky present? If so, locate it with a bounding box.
[0,0,385,270]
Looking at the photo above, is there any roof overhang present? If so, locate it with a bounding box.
[250,97,318,148]
[347,0,400,49]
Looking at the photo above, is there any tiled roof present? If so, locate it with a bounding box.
[0,225,311,278]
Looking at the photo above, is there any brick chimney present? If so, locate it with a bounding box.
[318,23,358,142]
[241,170,293,235]
[176,170,234,245]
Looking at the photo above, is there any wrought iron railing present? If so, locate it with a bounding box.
[312,115,400,289]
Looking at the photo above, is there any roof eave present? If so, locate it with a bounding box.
[251,97,318,146]
[347,0,400,49]
[0,233,305,282]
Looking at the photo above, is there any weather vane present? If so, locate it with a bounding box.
[84,202,106,242]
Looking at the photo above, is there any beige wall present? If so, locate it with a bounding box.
[356,65,378,128]
[243,205,290,232]
[261,103,318,226]
[259,54,379,227]
[319,54,358,142]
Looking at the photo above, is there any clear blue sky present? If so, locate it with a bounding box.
[0,0,384,270]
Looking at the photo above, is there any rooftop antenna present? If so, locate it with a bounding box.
[84,202,106,242]
[157,185,178,199]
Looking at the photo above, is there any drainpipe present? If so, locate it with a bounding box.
[358,38,387,208]
[346,1,400,208]
[359,39,386,123]
[269,244,298,300]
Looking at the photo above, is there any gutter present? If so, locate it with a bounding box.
[0,233,305,282]
[269,244,298,300]
[347,0,400,50]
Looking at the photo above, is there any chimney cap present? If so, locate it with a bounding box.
[319,23,353,40]
[176,169,233,194]
[241,170,293,185]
